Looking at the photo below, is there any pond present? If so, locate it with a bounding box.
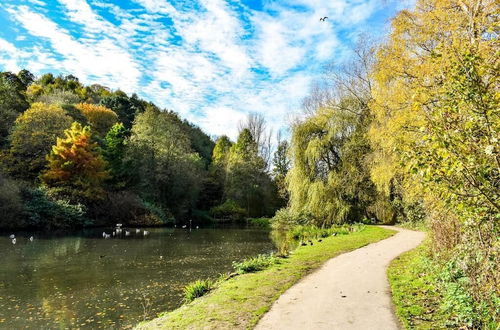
[0,225,275,329]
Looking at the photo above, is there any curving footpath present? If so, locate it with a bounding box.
[255,226,424,330]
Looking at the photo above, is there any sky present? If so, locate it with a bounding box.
[0,0,414,140]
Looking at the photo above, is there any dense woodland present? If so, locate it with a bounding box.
[0,71,287,229]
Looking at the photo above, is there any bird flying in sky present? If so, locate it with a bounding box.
[319,16,328,21]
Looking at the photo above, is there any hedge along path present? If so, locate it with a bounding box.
[135,226,395,330]
[256,226,425,330]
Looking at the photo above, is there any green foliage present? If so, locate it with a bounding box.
[103,123,127,186]
[287,98,378,226]
[0,71,29,144]
[210,199,246,221]
[183,279,214,303]
[22,186,87,229]
[247,217,271,228]
[7,102,73,180]
[232,254,278,274]
[99,91,143,129]
[289,224,364,241]
[0,172,23,228]
[128,106,204,219]
[272,139,290,203]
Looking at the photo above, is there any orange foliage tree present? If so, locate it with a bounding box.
[41,122,109,201]
[75,103,118,136]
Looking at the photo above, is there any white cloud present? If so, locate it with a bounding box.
[6,5,142,93]
[0,0,413,140]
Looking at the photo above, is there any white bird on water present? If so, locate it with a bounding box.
[182,225,187,229]
[125,231,130,236]
[136,229,140,234]
[102,232,106,238]
[9,234,15,239]
[11,238,16,244]
[143,230,149,236]
[104,234,110,239]
[29,236,34,242]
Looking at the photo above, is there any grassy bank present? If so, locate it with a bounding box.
[136,226,394,330]
[388,243,447,329]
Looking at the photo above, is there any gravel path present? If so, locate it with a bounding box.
[255,226,425,330]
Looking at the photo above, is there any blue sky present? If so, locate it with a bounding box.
[0,0,414,139]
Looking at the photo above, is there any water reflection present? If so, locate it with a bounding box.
[0,226,275,329]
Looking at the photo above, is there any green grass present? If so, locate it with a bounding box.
[232,254,278,274]
[183,279,214,303]
[136,226,395,330]
[388,243,448,329]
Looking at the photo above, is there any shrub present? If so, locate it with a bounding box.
[183,279,214,303]
[210,199,246,221]
[247,217,271,228]
[0,173,23,228]
[233,254,278,274]
[23,186,87,229]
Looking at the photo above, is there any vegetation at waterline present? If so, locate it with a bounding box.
[136,226,394,330]
[0,71,285,229]
[183,279,215,303]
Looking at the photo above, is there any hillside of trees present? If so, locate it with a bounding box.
[0,71,287,229]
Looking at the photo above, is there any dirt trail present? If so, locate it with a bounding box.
[255,226,424,330]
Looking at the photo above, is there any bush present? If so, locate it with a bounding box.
[23,187,87,229]
[183,279,214,303]
[270,208,306,231]
[192,209,214,224]
[247,217,271,228]
[233,254,278,274]
[210,199,246,221]
[0,173,23,228]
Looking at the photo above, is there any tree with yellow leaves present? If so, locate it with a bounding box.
[370,0,499,325]
[75,103,118,136]
[41,122,109,201]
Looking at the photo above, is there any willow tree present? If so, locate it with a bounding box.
[370,0,499,324]
[287,39,379,226]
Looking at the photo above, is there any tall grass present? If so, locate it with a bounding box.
[183,279,214,303]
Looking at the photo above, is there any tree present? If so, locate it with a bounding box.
[99,91,138,129]
[369,0,499,324]
[7,102,73,180]
[75,103,118,136]
[128,106,204,219]
[0,71,29,145]
[212,136,233,165]
[286,39,379,226]
[224,129,275,216]
[238,113,272,168]
[272,136,291,203]
[41,122,109,201]
[103,123,127,187]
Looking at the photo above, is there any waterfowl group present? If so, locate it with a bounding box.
[7,234,34,244]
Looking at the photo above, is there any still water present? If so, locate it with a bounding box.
[0,226,275,329]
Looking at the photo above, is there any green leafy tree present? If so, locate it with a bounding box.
[103,123,127,187]
[128,106,204,219]
[272,138,291,203]
[7,102,73,180]
[0,72,29,145]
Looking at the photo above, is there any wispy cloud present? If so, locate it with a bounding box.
[0,0,411,139]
